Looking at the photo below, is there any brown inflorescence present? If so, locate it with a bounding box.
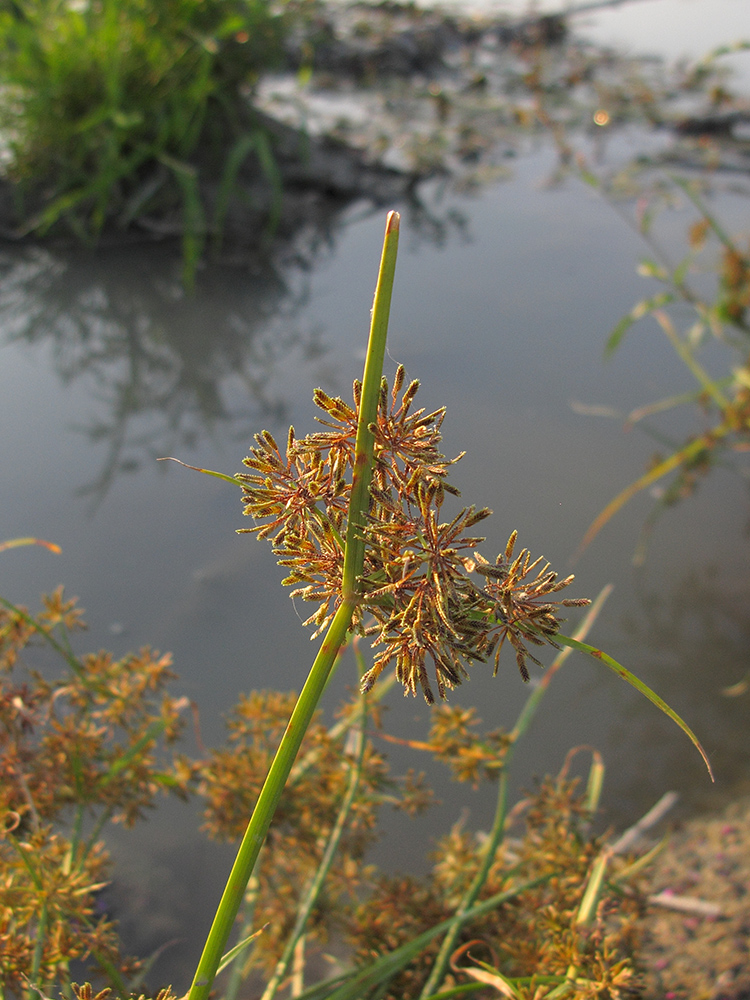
[0,589,194,995]
[348,769,643,1000]
[238,366,589,703]
[198,690,433,975]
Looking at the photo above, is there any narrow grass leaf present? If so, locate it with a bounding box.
[554,633,713,780]
[290,971,358,1000]
[157,456,243,486]
[574,429,729,558]
[575,849,611,925]
[159,153,206,288]
[217,926,268,975]
[253,127,283,236]
[212,132,260,251]
[604,292,674,357]
[583,753,605,815]
[98,712,184,787]
[450,944,521,999]
[419,985,497,1000]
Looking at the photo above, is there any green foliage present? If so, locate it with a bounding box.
[0,0,291,281]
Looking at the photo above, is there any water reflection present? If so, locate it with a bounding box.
[0,192,477,504]
[0,242,329,505]
[613,564,750,814]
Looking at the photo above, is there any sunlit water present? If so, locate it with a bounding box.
[1,1,750,990]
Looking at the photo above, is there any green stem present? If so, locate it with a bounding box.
[654,310,731,411]
[420,757,512,999]
[187,599,355,1000]
[342,210,400,601]
[80,805,114,869]
[28,903,48,1000]
[261,681,369,1000]
[223,871,261,1000]
[0,596,87,684]
[186,211,400,1000]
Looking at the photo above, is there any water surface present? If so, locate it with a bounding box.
[2,3,750,988]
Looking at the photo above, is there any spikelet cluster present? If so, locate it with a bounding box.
[238,366,588,702]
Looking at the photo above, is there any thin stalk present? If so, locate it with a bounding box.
[624,382,732,428]
[186,212,400,1000]
[67,803,86,865]
[88,944,129,998]
[223,871,261,1000]
[80,806,115,869]
[671,174,737,253]
[342,211,400,601]
[510,585,613,743]
[0,596,87,684]
[28,903,48,1000]
[261,682,369,1000]
[420,759,512,998]
[575,424,732,558]
[187,600,354,1000]
[653,310,731,411]
[326,875,551,1000]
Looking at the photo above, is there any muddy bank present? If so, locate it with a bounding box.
[1,0,748,257]
[639,792,750,1000]
[0,107,417,250]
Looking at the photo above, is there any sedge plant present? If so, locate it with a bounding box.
[0,540,193,997]
[0,565,680,999]
[0,213,713,1000]
[166,210,712,1000]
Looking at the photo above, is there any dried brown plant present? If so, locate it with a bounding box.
[0,590,194,995]
[198,690,432,975]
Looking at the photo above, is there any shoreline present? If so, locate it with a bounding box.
[639,791,750,999]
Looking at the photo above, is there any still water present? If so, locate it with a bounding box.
[2,1,750,989]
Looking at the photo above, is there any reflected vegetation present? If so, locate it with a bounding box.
[0,240,322,504]
[0,195,473,504]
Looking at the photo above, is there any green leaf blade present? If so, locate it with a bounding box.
[555,633,714,780]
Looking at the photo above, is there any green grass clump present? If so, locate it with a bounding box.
[0,0,292,279]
